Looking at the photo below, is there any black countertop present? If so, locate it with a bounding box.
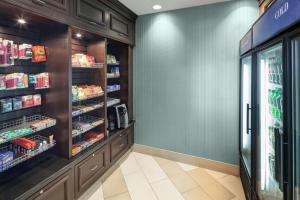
[0,123,133,200]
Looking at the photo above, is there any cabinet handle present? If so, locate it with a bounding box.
[92,153,95,157]
[32,0,46,6]
[89,21,97,25]
[39,190,44,195]
[119,134,123,137]
[91,165,98,171]
[119,143,125,148]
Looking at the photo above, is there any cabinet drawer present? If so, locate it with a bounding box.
[76,0,107,27]
[110,130,129,162]
[108,12,134,43]
[27,169,74,200]
[75,145,108,197]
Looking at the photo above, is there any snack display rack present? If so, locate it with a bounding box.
[72,116,104,138]
[0,115,56,145]
[72,102,104,117]
[70,29,107,157]
[0,135,56,172]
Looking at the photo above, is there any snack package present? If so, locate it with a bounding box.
[22,95,34,108]
[5,73,28,89]
[72,86,78,101]
[13,97,22,110]
[0,74,6,90]
[0,38,5,66]
[33,94,41,106]
[0,98,13,113]
[32,45,46,63]
[0,151,13,167]
[18,43,32,59]
[3,40,14,66]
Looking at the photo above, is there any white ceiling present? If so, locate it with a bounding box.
[119,0,232,15]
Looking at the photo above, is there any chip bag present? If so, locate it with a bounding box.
[32,45,46,63]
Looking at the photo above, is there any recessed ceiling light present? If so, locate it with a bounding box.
[153,4,162,10]
[17,18,26,24]
[76,33,82,38]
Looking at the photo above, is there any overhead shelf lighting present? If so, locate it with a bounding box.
[153,4,162,10]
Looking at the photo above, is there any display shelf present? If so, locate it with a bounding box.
[72,64,104,69]
[0,115,57,145]
[0,135,56,173]
[107,98,120,107]
[0,106,41,122]
[107,74,120,79]
[0,87,49,98]
[72,102,104,117]
[107,89,120,93]
[72,116,105,138]
[72,137,105,157]
[107,62,120,66]
[72,93,104,103]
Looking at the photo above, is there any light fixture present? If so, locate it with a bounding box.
[17,18,26,24]
[153,4,162,10]
[76,33,82,38]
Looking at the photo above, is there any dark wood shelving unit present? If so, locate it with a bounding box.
[0,1,136,199]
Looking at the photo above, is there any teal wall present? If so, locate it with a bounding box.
[133,0,258,165]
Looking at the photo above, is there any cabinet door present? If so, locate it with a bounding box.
[31,0,69,12]
[75,145,109,198]
[110,129,130,163]
[76,0,107,28]
[108,12,134,44]
[27,169,74,200]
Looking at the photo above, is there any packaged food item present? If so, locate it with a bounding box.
[72,86,78,101]
[0,151,13,168]
[3,39,14,66]
[0,38,5,66]
[32,45,46,63]
[18,43,32,59]
[30,73,49,89]
[22,95,34,108]
[33,94,41,106]
[72,54,96,67]
[0,74,6,90]
[13,97,22,110]
[11,137,37,151]
[5,73,28,89]
[0,98,13,113]
[13,44,18,59]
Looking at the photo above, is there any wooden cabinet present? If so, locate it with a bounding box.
[110,128,132,163]
[27,169,74,200]
[75,145,109,198]
[258,0,275,15]
[5,0,70,16]
[75,0,108,29]
[108,12,134,43]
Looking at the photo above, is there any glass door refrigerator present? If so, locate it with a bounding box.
[239,29,255,200]
[257,43,284,200]
[291,34,300,200]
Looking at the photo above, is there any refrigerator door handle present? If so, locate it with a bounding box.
[274,127,284,191]
[246,104,251,134]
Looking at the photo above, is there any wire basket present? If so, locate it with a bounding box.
[0,115,57,145]
[72,116,104,138]
[0,135,56,173]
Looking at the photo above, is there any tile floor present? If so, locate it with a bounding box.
[79,152,245,200]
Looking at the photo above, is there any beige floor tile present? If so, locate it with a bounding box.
[218,175,246,200]
[131,152,152,160]
[155,157,198,193]
[103,168,128,198]
[206,169,228,180]
[123,171,157,200]
[120,154,140,175]
[105,192,132,200]
[177,162,198,172]
[155,157,183,176]
[182,187,213,200]
[231,198,240,200]
[136,156,167,183]
[188,168,235,200]
[151,179,184,200]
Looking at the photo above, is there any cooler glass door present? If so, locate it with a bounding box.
[292,36,300,200]
[257,43,284,200]
[241,55,252,176]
